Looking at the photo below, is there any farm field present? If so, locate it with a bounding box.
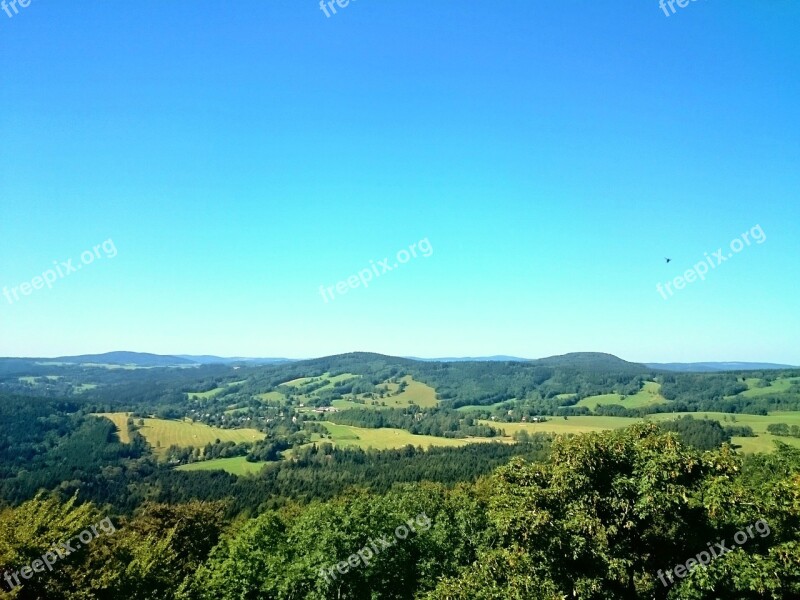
[456,399,514,413]
[279,373,358,389]
[575,381,666,410]
[575,393,624,410]
[485,412,800,453]
[280,375,317,387]
[175,456,267,475]
[485,416,640,437]
[312,373,359,391]
[96,412,266,454]
[325,376,439,409]
[320,421,503,450]
[739,377,800,398]
[371,376,438,408]
[646,410,800,431]
[331,398,368,410]
[257,391,286,403]
[187,387,225,399]
[647,411,800,452]
[187,380,246,399]
[19,375,62,383]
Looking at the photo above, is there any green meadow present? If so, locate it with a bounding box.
[175,456,267,476]
[485,416,640,437]
[187,387,225,399]
[739,376,800,398]
[575,381,666,410]
[484,411,800,453]
[647,411,800,453]
[187,380,245,400]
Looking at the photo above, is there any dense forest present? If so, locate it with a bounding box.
[1,424,799,598]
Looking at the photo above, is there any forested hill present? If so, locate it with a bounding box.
[231,351,655,409]
[531,351,649,372]
[4,352,799,414]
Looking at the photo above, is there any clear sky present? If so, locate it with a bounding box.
[1,0,798,363]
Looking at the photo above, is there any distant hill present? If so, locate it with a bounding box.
[49,351,196,367]
[2,350,794,375]
[647,361,798,373]
[176,355,293,365]
[532,352,650,373]
[407,355,530,362]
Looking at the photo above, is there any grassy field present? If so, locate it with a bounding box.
[647,411,800,452]
[187,387,225,399]
[485,416,640,437]
[319,421,501,450]
[187,380,245,400]
[483,411,800,453]
[331,398,369,410]
[313,373,359,391]
[389,376,438,407]
[257,391,287,403]
[96,412,132,443]
[647,410,800,431]
[726,434,800,453]
[74,383,97,392]
[739,377,799,398]
[575,393,624,410]
[96,412,266,454]
[175,456,267,475]
[19,375,62,383]
[280,375,318,387]
[575,381,666,410]
[359,376,438,408]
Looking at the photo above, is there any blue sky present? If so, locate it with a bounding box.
[1,0,798,363]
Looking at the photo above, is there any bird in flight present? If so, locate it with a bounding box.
[665,257,672,263]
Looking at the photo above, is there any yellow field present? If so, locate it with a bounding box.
[96,412,266,455]
[485,416,639,437]
[320,421,503,450]
[387,376,438,407]
[345,376,439,408]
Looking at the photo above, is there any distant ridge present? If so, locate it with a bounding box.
[532,352,650,372]
[406,355,530,362]
[647,361,798,373]
[176,355,293,365]
[39,352,294,367]
[49,351,196,367]
[1,351,795,373]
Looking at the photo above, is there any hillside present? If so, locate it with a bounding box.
[51,351,197,367]
[532,352,650,372]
